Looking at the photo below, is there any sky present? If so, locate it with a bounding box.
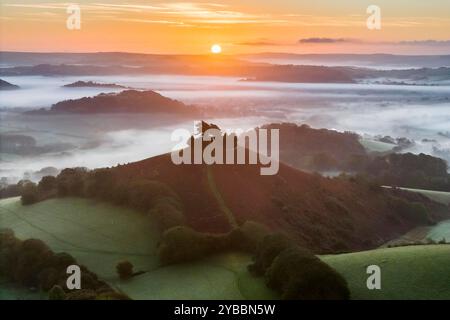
[1,0,450,54]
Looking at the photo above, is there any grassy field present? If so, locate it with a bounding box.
[322,245,450,300]
[114,253,277,300]
[359,138,395,153]
[0,197,276,300]
[427,220,450,242]
[394,187,450,205]
[3,197,449,300]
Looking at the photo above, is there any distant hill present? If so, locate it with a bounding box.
[27,90,198,115]
[242,53,450,68]
[62,80,127,89]
[0,79,19,90]
[259,123,366,171]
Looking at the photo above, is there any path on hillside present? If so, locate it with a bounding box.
[206,166,238,229]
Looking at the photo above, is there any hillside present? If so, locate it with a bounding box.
[26,90,198,115]
[104,151,449,253]
[259,123,366,171]
[0,197,276,300]
[322,245,450,299]
[62,80,127,89]
[0,79,19,90]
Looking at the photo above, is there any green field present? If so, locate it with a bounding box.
[322,245,450,300]
[426,220,450,242]
[0,197,276,300]
[359,138,395,153]
[394,187,450,205]
[3,197,450,300]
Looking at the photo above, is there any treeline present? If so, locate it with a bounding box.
[17,167,185,231]
[260,123,366,172]
[157,225,350,300]
[158,221,270,265]
[248,233,349,299]
[364,153,450,191]
[262,123,450,192]
[0,229,128,300]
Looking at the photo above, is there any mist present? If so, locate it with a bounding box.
[1,74,450,182]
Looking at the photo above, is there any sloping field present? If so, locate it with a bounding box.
[322,245,450,300]
[0,197,159,280]
[114,253,277,300]
[359,138,395,153]
[395,187,450,205]
[427,220,450,242]
[0,197,276,300]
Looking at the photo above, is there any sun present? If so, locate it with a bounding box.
[210,44,222,54]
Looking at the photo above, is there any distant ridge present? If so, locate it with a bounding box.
[0,79,19,90]
[26,90,198,115]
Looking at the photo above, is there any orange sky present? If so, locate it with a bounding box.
[1,1,450,54]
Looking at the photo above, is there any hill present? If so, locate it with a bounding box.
[0,79,19,90]
[26,90,198,115]
[62,80,127,89]
[322,245,450,299]
[88,150,449,253]
[259,123,366,171]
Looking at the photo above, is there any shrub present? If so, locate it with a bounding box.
[247,233,293,276]
[56,167,87,197]
[389,197,430,224]
[38,267,60,291]
[158,226,217,265]
[21,182,39,205]
[265,247,350,300]
[116,261,134,280]
[228,221,270,253]
[38,176,57,192]
[0,234,122,299]
[158,223,267,266]
[48,285,66,300]
[128,180,178,211]
[148,197,185,231]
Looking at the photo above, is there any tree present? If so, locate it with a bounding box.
[116,261,134,280]
[48,285,66,300]
[265,247,350,300]
[38,176,57,192]
[247,233,293,276]
[21,182,39,205]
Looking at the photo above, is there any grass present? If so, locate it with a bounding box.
[114,252,277,300]
[359,138,395,153]
[394,187,450,205]
[0,197,160,280]
[5,196,449,300]
[0,275,46,300]
[427,220,450,242]
[206,166,238,229]
[0,197,275,300]
[322,245,450,300]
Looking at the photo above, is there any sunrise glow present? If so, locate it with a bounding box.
[210,44,222,54]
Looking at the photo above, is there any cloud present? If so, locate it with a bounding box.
[298,38,352,44]
[237,39,280,46]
